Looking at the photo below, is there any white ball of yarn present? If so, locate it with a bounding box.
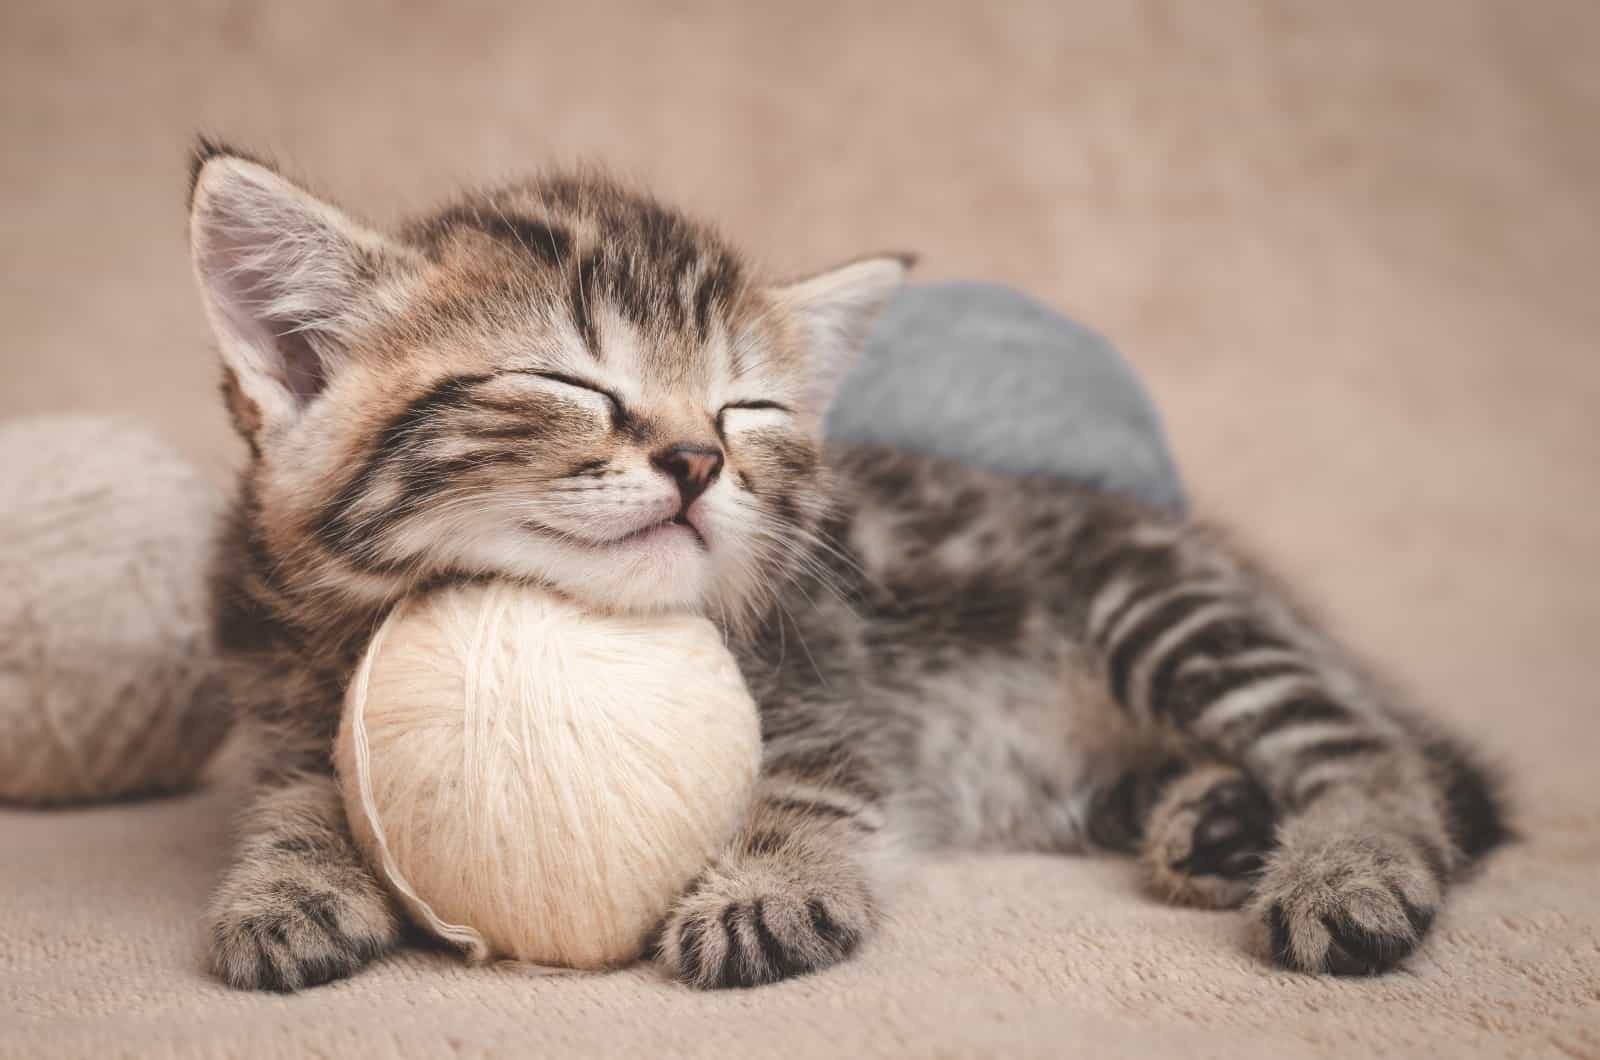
[334,581,761,970]
[0,416,227,805]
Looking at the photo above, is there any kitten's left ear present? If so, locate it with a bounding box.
[772,254,913,412]
[188,140,419,439]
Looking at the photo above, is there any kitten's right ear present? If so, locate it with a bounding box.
[188,140,415,439]
[771,253,913,415]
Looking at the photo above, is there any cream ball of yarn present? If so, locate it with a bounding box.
[0,416,228,805]
[334,581,761,970]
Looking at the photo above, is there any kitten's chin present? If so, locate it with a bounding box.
[453,526,717,615]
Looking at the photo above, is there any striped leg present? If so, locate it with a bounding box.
[1081,530,1466,974]
[652,755,886,989]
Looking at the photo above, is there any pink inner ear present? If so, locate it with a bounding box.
[276,330,328,403]
[199,212,331,407]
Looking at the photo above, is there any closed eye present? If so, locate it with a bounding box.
[516,370,628,424]
[716,400,791,433]
[721,400,790,413]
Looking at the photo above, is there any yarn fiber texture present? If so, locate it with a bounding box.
[0,416,227,805]
[335,581,761,970]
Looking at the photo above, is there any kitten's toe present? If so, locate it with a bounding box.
[1253,817,1445,975]
[1142,764,1275,909]
[653,848,874,989]
[208,870,400,991]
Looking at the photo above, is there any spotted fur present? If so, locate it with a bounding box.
[189,142,1506,992]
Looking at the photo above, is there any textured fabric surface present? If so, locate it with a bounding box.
[3,785,1597,1058]
[2,1,1597,1057]
[834,282,1187,513]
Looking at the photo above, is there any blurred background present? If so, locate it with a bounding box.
[2,1,1596,802]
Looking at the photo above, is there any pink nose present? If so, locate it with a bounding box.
[651,445,724,506]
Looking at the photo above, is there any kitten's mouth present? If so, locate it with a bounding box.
[609,513,706,550]
[531,510,709,553]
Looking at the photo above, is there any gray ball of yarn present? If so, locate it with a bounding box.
[0,416,229,804]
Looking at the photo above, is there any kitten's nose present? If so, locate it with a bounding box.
[651,444,724,507]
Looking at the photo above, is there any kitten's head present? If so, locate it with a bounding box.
[189,143,906,624]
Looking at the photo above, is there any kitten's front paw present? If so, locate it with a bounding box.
[1254,818,1445,976]
[652,846,875,989]
[208,862,401,991]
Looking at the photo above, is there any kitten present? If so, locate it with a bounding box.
[189,142,1506,991]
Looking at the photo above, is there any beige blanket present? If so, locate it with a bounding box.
[3,0,1597,1055]
[3,776,1596,1058]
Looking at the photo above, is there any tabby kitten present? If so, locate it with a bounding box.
[190,142,1505,992]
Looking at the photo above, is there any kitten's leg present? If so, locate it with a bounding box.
[1079,528,1475,974]
[653,755,888,989]
[208,764,401,991]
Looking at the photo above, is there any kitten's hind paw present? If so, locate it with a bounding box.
[1141,763,1276,909]
[1253,804,1447,975]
